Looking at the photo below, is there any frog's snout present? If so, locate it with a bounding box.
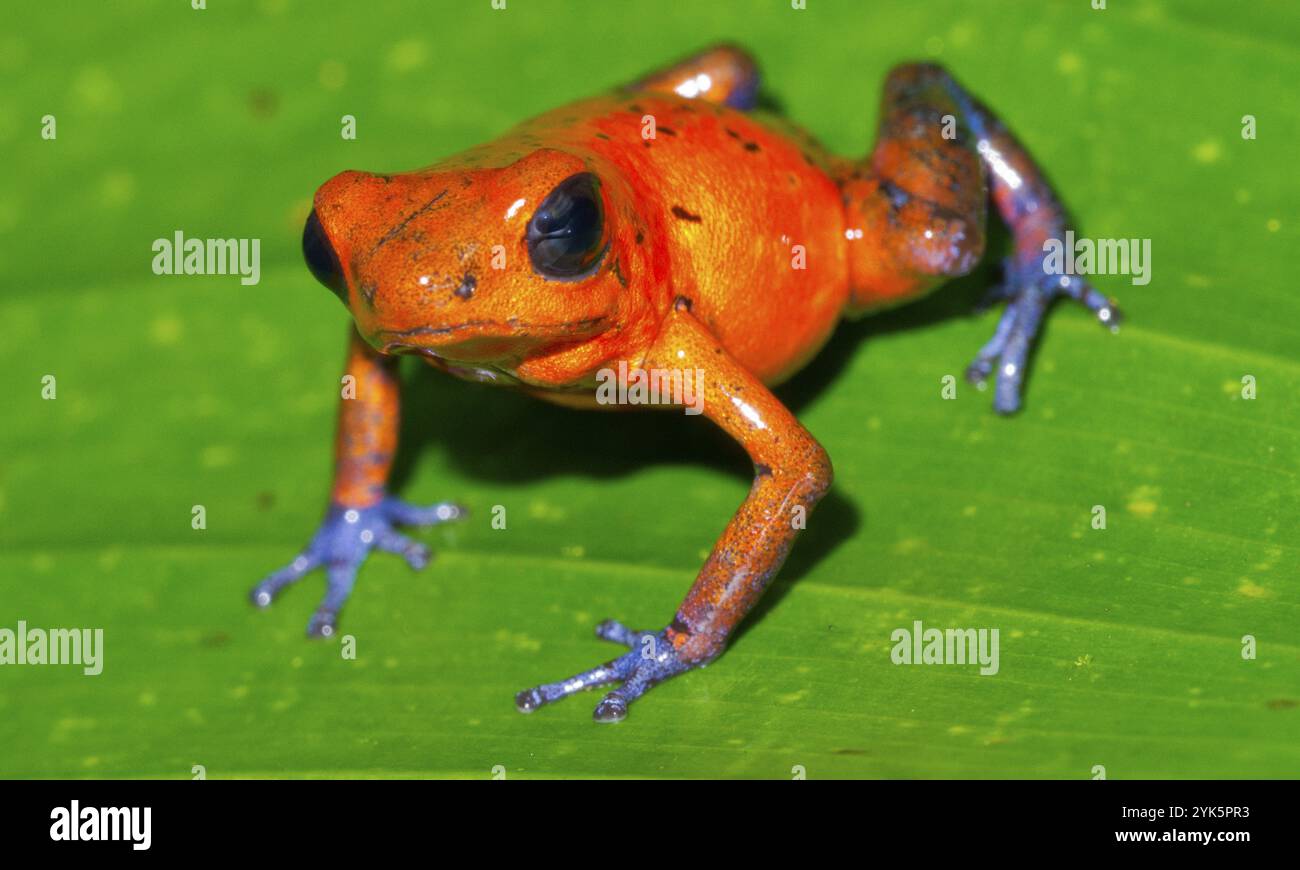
[303,208,348,305]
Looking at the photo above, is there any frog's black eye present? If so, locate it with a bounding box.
[303,208,348,304]
[526,172,607,281]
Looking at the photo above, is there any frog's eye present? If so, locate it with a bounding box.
[302,208,348,304]
[526,172,607,280]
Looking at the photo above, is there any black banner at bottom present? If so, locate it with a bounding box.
[0,779,1286,855]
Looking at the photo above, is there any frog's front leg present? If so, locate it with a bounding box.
[250,326,464,637]
[516,301,832,721]
[845,63,1121,413]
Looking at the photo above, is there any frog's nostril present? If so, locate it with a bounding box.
[303,208,348,304]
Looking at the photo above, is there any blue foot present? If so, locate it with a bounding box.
[250,496,464,638]
[515,620,697,723]
[965,257,1121,414]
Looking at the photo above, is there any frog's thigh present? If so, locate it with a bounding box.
[643,301,832,664]
[843,63,990,311]
[627,44,760,110]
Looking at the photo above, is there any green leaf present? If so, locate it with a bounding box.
[2,0,1296,778]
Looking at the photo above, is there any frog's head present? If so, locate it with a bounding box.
[304,147,639,383]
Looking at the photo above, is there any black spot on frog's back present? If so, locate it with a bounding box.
[671,205,702,223]
[455,274,476,300]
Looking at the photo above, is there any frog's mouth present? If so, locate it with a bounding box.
[377,323,574,387]
[376,332,520,385]
[410,347,522,386]
[375,317,606,367]
[378,317,604,344]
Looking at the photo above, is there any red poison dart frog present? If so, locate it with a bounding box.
[251,46,1121,722]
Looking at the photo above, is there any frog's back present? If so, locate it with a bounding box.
[523,93,852,384]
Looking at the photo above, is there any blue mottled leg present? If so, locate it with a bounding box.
[965,292,1019,385]
[251,497,465,638]
[514,659,627,714]
[515,620,689,723]
[373,527,431,570]
[1059,274,1121,328]
[250,553,315,606]
[383,500,462,526]
[306,562,359,639]
[966,265,1122,414]
[878,63,1123,413]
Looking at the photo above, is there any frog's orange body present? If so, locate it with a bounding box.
[253,45,1120,721]
[526,92,852,386]
[316,91,852,393]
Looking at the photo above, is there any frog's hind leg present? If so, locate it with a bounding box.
[627,44,760,110]
[841,63,990,317]
[843,63,1121,413]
